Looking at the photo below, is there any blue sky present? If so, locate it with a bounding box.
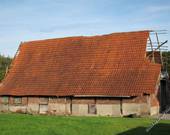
[0,0,170,57]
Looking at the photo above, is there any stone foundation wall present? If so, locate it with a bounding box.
[149,93,160,115]
[122,95,150,116]
[0,95,159,116]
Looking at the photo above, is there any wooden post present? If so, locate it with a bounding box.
[148,36,155,63]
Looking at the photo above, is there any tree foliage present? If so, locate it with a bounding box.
[162,51,170,75]
[0,55,12,81]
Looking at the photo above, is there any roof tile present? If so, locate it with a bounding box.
[0,31,161,96]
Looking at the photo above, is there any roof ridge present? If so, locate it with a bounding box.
[21,30,150,45]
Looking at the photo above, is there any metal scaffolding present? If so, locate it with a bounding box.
[146,30,169,79]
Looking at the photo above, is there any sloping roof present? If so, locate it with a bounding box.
[0,31,161,97]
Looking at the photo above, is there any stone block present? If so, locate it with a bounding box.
[9,105,27,113]
[48,103,68,115]
[96,104,121,116]
[27,103,39,114]
[150,106,159,116]
[112,104,121,116]
[139,103,149,115]
[72,104,88,115]
[122,103,139,116]
[0,104,9,112]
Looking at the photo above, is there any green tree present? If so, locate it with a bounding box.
[0,55,12,81]
[162,51,170,76]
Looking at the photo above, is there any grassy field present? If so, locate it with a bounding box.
[0,113,170,135]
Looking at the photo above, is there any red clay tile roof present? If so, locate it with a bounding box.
[0,31,161,97]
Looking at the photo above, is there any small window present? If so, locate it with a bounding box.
[88,104,96,114]
[14,97,22,104]
[2,96,9,104]
[39,104,48,114]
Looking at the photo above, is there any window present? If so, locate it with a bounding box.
[88,104,96,114]
[14,97,22,104]
[2,96,9,104]
[39,104,48,114]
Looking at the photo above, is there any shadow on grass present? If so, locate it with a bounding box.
[117,123,170,135]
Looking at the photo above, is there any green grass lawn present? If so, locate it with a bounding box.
[0,113,170,135]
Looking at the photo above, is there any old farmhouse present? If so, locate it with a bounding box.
[0,31,163,116]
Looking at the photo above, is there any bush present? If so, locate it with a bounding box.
[0,54,12,81]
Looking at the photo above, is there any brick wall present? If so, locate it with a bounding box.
[0,95,158,116]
